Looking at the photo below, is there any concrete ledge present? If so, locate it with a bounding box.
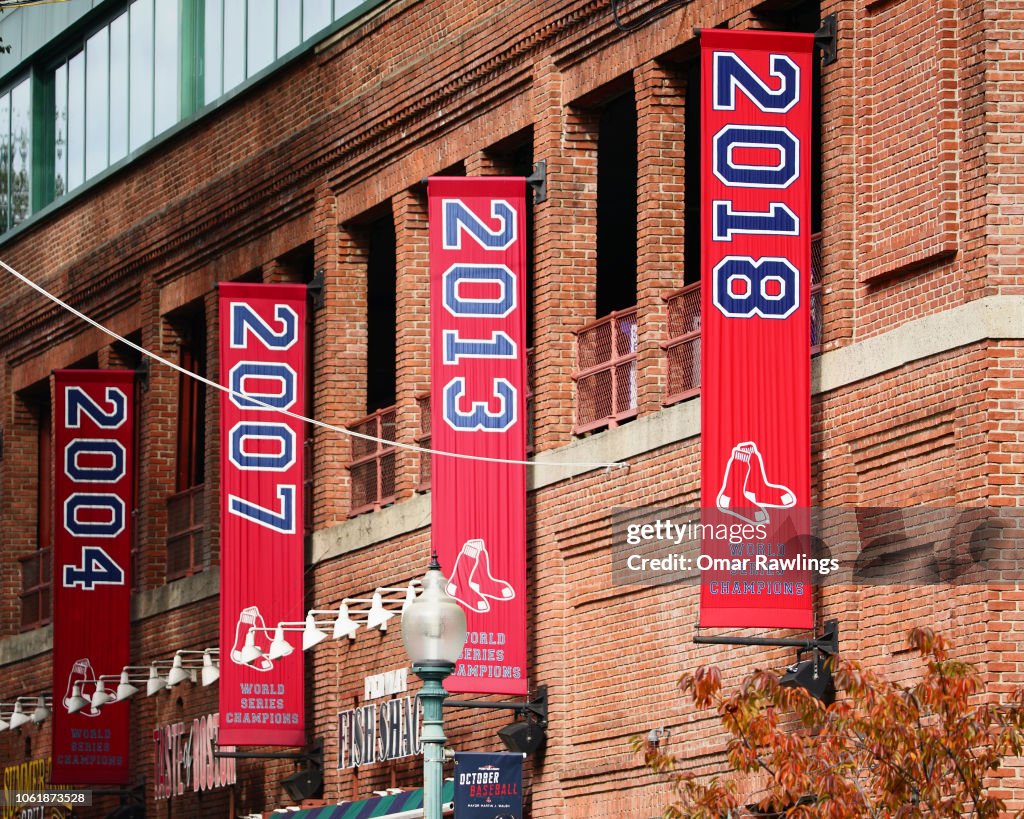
[0,571,221,667]
[814,296,1024,393]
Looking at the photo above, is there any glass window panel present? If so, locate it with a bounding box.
[129,0,154,152]
[247,0,274,76]
[277,0,300,56]
[302,0,330,39]
[54,64,67,198]
[204,0,223,103]
[109,13,129,164]
[85,26,109,179]
[67,52,85,191]
[10,78,30,225]
[334,0,361,19]
[0,92,9,230]
[223,0,245,92]
[153,0,180,135]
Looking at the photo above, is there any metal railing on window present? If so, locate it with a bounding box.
[304,436,315,537]
[416,349,535,492]
[663,282,702,405]
[349,407,398,515]
[166,484,207,580]
[18,548,51,631]
[573,308,639,435]
[662,234,824,405]
[415,393,432,494]
[810,232,823,353]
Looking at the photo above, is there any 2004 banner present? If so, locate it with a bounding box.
[52,370,134,784]
[218,282,306,745]
[429,177,528,695]
[699,29,815,629]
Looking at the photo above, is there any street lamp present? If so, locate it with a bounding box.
[401,554,467,819]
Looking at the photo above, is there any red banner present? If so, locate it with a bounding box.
[52,370,133,785]
[429,177,528,695]
[699,30,814,629]
[218,283,306,745]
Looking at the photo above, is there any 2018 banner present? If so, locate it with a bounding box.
[52,370,134,785]
[699,29,814,629]
[429,177,528,695]
[218,283,306,745]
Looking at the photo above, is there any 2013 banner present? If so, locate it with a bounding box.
[699,29,814,629]
[218,283,306,745]
[52,370,134,785]
[429,177,528,695]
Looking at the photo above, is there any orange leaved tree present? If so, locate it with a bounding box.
[635,628,1024,818]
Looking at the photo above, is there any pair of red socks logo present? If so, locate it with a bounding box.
[229,606,274,671]
[446,539,515,613]
[716,441,796,525]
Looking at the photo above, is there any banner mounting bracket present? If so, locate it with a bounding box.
[815,13,838,66]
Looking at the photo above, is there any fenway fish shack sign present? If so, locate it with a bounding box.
[153,713,237,800]
[339,668,422,769]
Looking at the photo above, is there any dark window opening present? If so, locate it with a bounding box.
[175,321,206,492]
[167,307,207,579]
[683,57,701,286]
[366,211,397,413]
[596,89,638,317]
[21,391,52,630]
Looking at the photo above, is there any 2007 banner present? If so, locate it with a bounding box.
[52,370,134,785]
[429,177,528,695]
[219,283,306,745]
[699,29,814,629]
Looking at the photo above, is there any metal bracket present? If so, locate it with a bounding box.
[446,684,548,727]
[214,737,324,766]
[308,268,326,311]
[694,619,839,655]
[815,13,838,66]
[526,160,547,205]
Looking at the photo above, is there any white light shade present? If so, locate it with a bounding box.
[9,702,30,730]
[302,614,327,651]
[0,716,8,732]
[66,684,90,714]
[31,696,50,724]
[366,592,395,632]
[167,655,191,687]
[90,681,113,711]
[240,629,265,664]
[115,671,139,702]
[402,584,417,613]
[332,604,359,640]
[401,558,468,666]
[267,626,294,660]
[146,666,167,696]
[201,651,220,686]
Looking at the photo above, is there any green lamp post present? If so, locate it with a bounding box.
[401,554,468,819]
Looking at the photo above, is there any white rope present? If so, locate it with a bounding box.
[0,258,626,470]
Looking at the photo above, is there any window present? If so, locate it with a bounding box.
[167,316,207,579]
[20,395,51,630]
[1,0,384,233]
[366,211,397,413]
[0,76,31,232]
[595,88,638,318]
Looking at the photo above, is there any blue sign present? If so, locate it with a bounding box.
[454,752,522,818]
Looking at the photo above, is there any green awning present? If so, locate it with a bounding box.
[285,780,454,819]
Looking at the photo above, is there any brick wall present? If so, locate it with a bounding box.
[0,0,1021,814]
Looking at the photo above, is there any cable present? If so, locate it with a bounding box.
[0,258,626,470]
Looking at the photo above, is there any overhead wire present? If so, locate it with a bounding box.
[0,257,626,471]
